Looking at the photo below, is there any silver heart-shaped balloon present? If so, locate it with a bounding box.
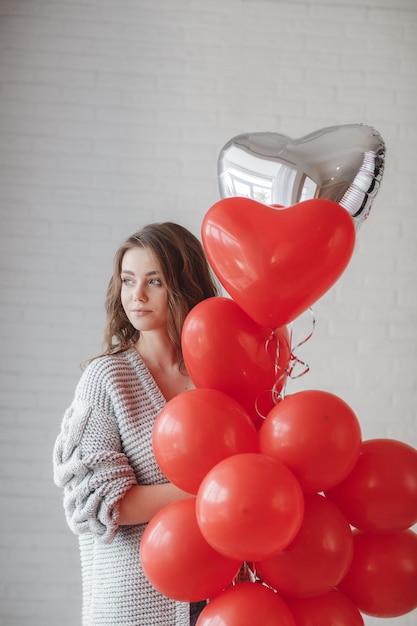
[217,124,386,229]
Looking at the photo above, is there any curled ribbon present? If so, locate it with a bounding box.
[256,308,316,418]
[286,306,316,382]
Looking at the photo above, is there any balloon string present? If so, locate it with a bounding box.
[232,562,288,592]
[263,307,315,407]
[264,330,287,405]
[287,306,315,381]
[233,562,257,585]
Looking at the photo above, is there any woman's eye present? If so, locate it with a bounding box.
[121,277,134,286]
[149,278,162,286]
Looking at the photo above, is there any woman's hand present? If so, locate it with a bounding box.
[118,482,194,526]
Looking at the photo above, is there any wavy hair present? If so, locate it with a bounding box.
[89,222,219,366]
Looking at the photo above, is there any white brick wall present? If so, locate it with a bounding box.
[0,0,416,624]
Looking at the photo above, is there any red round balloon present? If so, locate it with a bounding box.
[256,493,353,597]
[326,438,417,532]
[196,582,296,626]
[285,589,364,626]
[202,197,356,328]
[259,390,362,493]
[196,452,304,561]
[140,498,241,602]
[153,388,258,494]
[182,296,291,428]
[339,529,417,617]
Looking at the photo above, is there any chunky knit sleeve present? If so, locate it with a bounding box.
[53,393,137,544]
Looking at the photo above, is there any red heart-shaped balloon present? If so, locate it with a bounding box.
[182,297,290,428]
[202,197,356,328]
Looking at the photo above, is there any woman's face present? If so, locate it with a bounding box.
[120,246,169,334]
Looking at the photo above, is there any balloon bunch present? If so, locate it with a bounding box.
[140,125,417,625]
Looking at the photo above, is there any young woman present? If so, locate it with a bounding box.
[53,222,219,626]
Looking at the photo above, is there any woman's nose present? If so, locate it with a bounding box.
[133,284,147,301]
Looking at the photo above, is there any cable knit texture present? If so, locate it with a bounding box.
[53,348,190,626]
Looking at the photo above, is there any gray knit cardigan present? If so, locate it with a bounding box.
[53,348,190,626]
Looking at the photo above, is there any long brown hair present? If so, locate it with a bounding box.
[92,222,219,365]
